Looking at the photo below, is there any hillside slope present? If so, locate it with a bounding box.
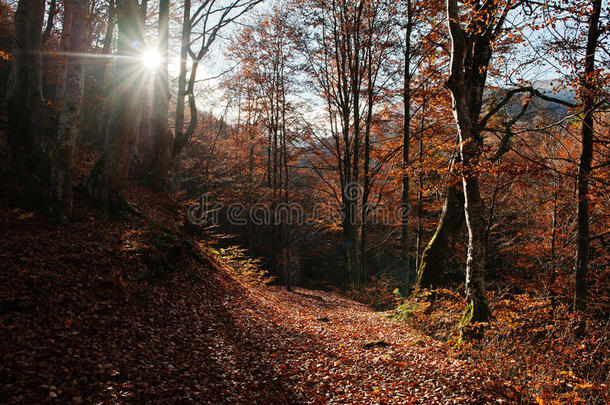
[0,157,519,404]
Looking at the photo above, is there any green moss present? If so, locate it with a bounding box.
[460,303,474,326]
[416,225,447,289]
[454,335,465,348]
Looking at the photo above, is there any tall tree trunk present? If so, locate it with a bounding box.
[343,211,361,288]
[401,1,413,293]
[445,0,505,324]
[574,0,602,312]
[136,78,152,158]
[50,0,88,222]
[5,0,45,156]
[87,0,143,216]
[170,0,191,191]
[151,0,171,190]
[549,174,558,285]
[130,0,148,156]
[27,0,46,151]
[282,106,291,291]
[359,42,375,285]
[272,117,281,282]
[5,0,29,100]
[56,1,73,103]
[350,3,363,288]
[458,135,490,324]
[5,0,31,154]
[415,94,425,272]
[280,65,291,290]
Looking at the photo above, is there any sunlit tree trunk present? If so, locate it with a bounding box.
[444,0,509,324]
[50,0,89,222]
[456,130,489,324]
[574,0,602,312]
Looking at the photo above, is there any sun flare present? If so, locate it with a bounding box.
[140,49,161,71]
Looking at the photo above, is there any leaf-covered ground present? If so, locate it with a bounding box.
[0,174,520,404]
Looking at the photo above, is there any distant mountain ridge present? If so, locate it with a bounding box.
[487,80,577,119]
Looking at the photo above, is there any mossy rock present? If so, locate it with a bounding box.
[362,340,390,349]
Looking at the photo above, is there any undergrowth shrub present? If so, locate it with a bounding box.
[393,288,609,404]
[213,245,274,286]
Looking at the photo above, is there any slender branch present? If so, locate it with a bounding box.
[590,230,610,242]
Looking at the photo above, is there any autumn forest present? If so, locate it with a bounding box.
[0,0,609,403]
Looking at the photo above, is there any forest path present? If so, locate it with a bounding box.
[230,285,519,404]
